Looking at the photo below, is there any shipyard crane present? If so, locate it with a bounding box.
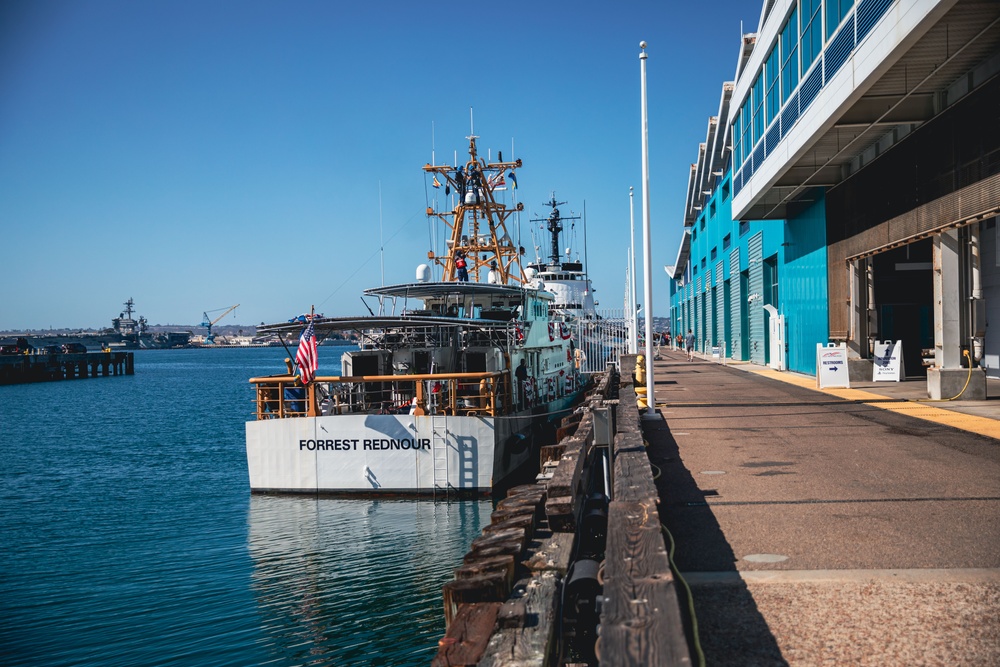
[201,304,239,344]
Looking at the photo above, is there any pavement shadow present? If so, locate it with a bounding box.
[642,415,789,666]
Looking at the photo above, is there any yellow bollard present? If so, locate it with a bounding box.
[635,354,646,385]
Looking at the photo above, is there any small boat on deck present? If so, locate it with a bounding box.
[245,135,587,496]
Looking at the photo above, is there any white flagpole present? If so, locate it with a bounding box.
[640,41,657,418]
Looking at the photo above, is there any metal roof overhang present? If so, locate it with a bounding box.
[668,230,692,280]
[258,315,509,336]
[258,282,537,335]
[363,281,537,300]
[735,0,1000,221]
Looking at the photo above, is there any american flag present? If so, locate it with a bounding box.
[295,321,318,384]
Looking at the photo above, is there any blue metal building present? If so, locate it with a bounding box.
[668,0,1000,399]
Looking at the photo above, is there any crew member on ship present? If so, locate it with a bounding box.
[515,358,528,409]
[455,251,469,282]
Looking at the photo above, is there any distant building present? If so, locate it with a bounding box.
[667,0,1000,399]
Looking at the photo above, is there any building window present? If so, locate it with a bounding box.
[765,42,780,126]
[826,0,854,39]
[722,179,731,200]
[693,264,698,276]
[700,216,706,231]
[723,234,731,250]
[711,247,717,261]
[733,109,742,167]
[710,201,716,218]
[800,0,822,74]
[740,98,752,165]
[701,258,706,269]
[752,73,764,145]
[780,8,799,104]
[739,220,750,236]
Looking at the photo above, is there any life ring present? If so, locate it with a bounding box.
[515,325,524,343]
[559,323,571,340]
[567,349,572,362]
[548,323,555,342]
[523,377,535,401]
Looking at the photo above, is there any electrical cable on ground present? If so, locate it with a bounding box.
[649,462,706,667]
[916,349,974,402]
[662,521,706,667]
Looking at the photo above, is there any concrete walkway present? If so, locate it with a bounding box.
[642,349,1000,666]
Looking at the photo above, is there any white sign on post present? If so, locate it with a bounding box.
[816,343,850,388]
[872,340,904,382]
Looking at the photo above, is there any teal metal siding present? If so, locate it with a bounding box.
[729,247,742,360]
[779,194,829,374]
[695,276,703,350]
[705,268,714,345]
[715,261,725,350]
[748,232,765,365]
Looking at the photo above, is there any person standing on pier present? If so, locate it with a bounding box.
[685,329,696,361]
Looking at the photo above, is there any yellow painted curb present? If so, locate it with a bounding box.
[745,367,1000,441]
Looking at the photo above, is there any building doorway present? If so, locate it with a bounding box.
[872,240,934,378]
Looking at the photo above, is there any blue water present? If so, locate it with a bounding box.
[0,347,491,666]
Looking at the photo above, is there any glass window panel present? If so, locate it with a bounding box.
[741,97,752,161]
[826,0,854,39]
[733,109,742,166]
[800,0,821,72]
[765,43,780,124]
[780,8,799,103]
[752,73,764,144]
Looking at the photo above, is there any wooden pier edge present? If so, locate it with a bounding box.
[0,351,134,385]
[431,363,693,666]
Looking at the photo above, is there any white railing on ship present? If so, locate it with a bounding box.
[570,308,629,375]
[249,372,511,420]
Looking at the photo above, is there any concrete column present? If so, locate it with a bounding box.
[928,228,985,399]
[847,257,874,381]
[934,230,962,369]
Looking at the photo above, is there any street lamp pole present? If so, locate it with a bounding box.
[629,186,638,354]
[640,41,656,417]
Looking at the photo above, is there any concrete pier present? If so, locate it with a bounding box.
[647,349,1000,666]
[429,350,999,665]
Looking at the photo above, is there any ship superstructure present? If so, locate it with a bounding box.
[525,195,597,319]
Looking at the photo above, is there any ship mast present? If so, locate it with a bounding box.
[423,136,526,284]
[531,193,580,266]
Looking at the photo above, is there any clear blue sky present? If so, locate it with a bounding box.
[1,0,761,330]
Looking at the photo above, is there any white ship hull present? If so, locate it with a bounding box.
[246,396,577,495]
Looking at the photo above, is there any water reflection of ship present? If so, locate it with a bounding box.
[246,495,489,664]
